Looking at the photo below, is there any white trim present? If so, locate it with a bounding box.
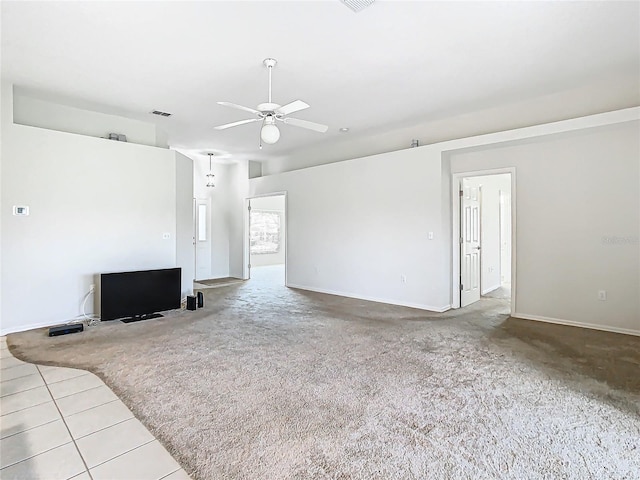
[481,284,501,296]
[436,107,639,153]
[0,319,85,336]
[512,312,640,337]
[287,283,451,312]
[451,168,517,312]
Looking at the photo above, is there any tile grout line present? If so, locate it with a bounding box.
[57,397,121,417]
[0,398,51,416]
[87,438,156,471]
[0,371,40,384]
[36,365,94,480]
[0,417,59,441]
[0,382,46,399]
[63,398,120,418]
[0,362,29,372]
[40,371,92,386]
[50,383,106,401]
[158,467,182,480]
[0,439,76,471]
[72,415,134,441]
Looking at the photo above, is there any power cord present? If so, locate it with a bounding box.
[81,288,101,326]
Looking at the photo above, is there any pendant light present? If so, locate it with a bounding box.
[206,153,215,188]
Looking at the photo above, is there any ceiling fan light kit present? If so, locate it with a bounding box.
[261,116,280,144]
[215,58,328,147]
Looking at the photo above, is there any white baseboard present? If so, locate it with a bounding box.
[481,284,501,295]
[286,283,451,313]
[0,318,82,336]
[511,312,640,337]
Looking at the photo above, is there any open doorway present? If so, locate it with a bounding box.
[453,170,515,312]
[247,193,287,285]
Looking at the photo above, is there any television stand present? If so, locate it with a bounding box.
[121,313,163,324]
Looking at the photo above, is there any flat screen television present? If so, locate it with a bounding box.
[100,268,181,321]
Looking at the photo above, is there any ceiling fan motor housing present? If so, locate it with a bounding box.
[257,103,281,115]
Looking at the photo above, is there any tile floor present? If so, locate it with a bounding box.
[0,336,191,480]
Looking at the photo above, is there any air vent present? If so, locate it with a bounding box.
[340,0,375,13]
[151,110,172,117]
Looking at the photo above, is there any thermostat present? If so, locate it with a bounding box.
[13,206,29,216]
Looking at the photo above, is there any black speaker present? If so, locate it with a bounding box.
[197,291,204,308]
[186,295,197,311]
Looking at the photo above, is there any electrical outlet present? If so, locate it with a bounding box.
[401,275,407,284]
[162,233,170,240]
[598,290,607,301]
[89,284,95,294]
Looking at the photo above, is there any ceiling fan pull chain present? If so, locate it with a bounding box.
[259,118,264,149]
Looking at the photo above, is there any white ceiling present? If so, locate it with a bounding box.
[2,1,639,170]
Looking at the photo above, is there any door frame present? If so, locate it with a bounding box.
[451,168,516,311]
[243,191,288,285]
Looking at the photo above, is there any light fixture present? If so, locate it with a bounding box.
[339,127,350,133]
[206,153,215,188]
[260,115,280,144]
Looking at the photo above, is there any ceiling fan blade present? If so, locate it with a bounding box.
[283,117,329,133]
[276,100,310,116]
[214,118,260,130]
[217,102,260,115]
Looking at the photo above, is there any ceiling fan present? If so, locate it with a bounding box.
[214,58,328,146]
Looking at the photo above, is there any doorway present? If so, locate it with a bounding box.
[246,193,287,285]
[452,170,515,311]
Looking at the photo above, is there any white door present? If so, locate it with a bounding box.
[461,179,481,306]
[194,198,212,281]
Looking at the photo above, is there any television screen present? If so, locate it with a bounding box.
[100,268,181,321]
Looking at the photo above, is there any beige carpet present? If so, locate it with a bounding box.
[7,267,640,479]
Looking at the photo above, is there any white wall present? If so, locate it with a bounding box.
[175,152,194,297]
[1,83,193,334]
[249,109,639,335]
[250,147,449,311]
[465,174,511,294]
[250,195,286,268]
[228,161,249,279]
[193,159,231,279]
[13,93,160,147]
[449,122,639,334]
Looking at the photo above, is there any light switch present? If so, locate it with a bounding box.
[428,232,434,240]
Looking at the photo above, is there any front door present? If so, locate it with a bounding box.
[194,198,212,281]
[461,179,481,307]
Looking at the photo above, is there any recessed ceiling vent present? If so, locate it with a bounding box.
[340,0,375,13]
[151,110,172,117]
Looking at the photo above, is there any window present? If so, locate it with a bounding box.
[198,204,207,241]
[250,210,281,255]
